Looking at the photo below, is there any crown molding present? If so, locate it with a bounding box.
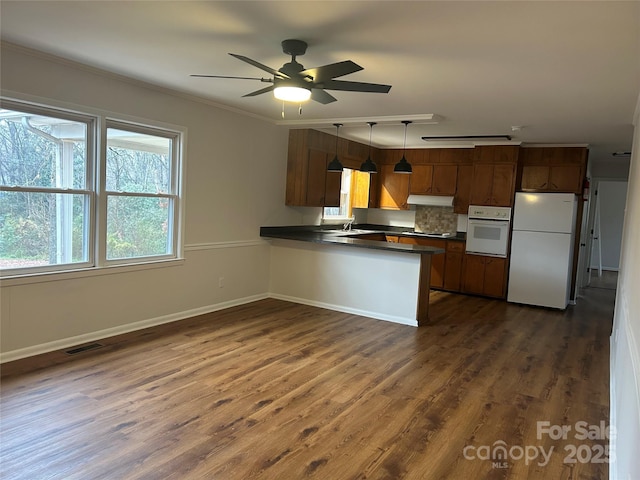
[0,41,275,125]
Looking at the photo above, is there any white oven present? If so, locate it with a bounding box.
[466,205,512,257]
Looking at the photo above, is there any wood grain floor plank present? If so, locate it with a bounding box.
[1,288,613,479]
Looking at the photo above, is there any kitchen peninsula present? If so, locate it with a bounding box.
[260,226,446,326]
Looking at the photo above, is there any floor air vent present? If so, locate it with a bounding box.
[65,342,104,355]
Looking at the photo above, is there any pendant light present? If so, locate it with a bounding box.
[359,122,378,173]
[394,120,413,174]
[327,123,344,172]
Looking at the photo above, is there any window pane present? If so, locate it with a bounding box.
[0,108,87,189]
[106,195,171,260]
[0,191,88,269]
[106,128,171,193]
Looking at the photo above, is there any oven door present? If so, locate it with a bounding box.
[466,218,510,257]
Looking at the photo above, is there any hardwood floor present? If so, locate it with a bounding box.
[588,270,618,290]
[1,287,613,479]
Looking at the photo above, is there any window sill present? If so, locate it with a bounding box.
[0,258,185,287]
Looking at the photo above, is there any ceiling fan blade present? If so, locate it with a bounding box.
[242,85,275,97]
[300,60,363,82]
[311,89,337,104]
[320,79,392,93]
[190,75,274,82]
[229,53,288,79]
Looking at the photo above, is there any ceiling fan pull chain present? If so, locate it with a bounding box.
[299,103,303,115]
[281,100,285,119]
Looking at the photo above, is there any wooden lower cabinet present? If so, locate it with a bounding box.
[397,238,467,291]
[443,241,465,291]
[462,254,508,298]
[348,233,387,241]
[398,237,445,288]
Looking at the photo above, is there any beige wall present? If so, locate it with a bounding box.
[0,44,303,360]
[609,93,640,479]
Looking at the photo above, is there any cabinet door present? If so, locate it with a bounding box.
[350,170,371,208]
[454,164,473,214]
[548,165,583,193]
[378,164,410,210]
[483,257,507,298]
[398,237,445,288]
[409,165,434,194]
[462,254,486,295]
[432,164,458,195]
[521,165,550,191]
[325,171,342,207]
[469,164,494,205]
[490,164,515,206]
[443,251,463,291]
[306,149,329,206]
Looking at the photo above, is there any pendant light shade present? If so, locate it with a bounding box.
[327,123,344,172]
[394,120,413,174]
[359,122,378,174]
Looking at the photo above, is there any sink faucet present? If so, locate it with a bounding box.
[343,215,355,231]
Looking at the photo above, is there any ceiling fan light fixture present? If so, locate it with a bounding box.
[394,120,413,174]
[273,85,311,103]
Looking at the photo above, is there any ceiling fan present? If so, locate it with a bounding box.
[191,39,392,104]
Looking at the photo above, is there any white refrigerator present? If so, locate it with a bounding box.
[507,192,578,309]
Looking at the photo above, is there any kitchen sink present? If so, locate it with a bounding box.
[312,228,375,235]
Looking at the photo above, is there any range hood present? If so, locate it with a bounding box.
[407,195,455,207]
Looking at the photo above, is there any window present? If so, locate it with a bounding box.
[0,99,183,276]
[323,168,353,220]
[104,123,179,262]
[322,168,371,222]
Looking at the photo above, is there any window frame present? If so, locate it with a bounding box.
[100,119,182,266]
[0,97,185,279]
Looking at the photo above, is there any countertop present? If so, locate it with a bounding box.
[259,224,464,255]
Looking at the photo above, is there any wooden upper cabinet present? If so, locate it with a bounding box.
[305,149,327,206]
[548,164,584,192]
[378,164,410,210]
[491,164,516,206]
[469,146,518,207]
[521,165,550,190]
[305,149,340,207]
[519,147,587,194]
[432,165,458,195]
[409,162,457,196]
[453,164,473,214]
[286,129,372,207]
[409,164,434,194]
[378,151,410,210]
[469,164,494,205]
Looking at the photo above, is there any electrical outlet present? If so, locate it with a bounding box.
[218,277,224,288]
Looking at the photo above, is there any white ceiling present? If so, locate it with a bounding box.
[1,1,639,168]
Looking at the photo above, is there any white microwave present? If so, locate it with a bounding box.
[466,206,512,257]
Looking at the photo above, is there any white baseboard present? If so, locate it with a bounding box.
[268,292,418,327]
[0,293,268,364]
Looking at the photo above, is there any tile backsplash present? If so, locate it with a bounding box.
[414,205,458,234]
